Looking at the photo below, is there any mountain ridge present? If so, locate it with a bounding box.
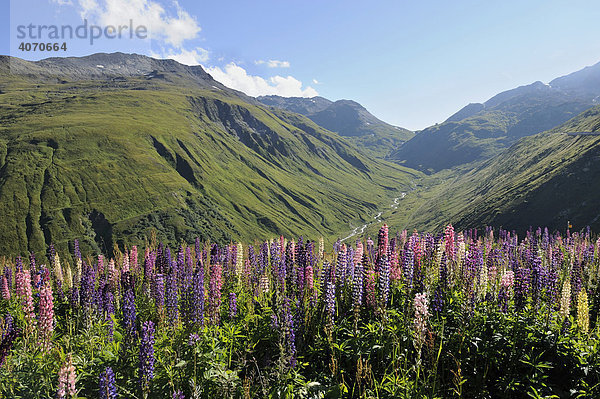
[391,61,600,172]
[258,95,414,156]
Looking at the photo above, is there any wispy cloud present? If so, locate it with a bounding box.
[255,59,291,68]
[206,63,318,97]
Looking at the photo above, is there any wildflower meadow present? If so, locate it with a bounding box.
[1,224,600,398]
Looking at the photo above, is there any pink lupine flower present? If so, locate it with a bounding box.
[413,292,430,349]
[57,354,76,398]
[130,245,138,273]
[500,270,515,288]
[38,282,54,350]
[21,270,36,327]
[0,276,9,300]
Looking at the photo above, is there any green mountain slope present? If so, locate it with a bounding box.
[380,106,600,235]
[390,62,600,173]
[258,95,414,156]
[0,53,420,257]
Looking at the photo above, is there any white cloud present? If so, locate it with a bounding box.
[312,79,320,84]
[51,0,74,5]
[205,63,318,98]
[159,47,209,65]
[255,59,291,68]
[76,0,201,47]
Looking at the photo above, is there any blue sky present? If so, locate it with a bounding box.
[3,0,600,130]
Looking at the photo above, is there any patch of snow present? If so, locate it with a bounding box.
[96,65,104,68]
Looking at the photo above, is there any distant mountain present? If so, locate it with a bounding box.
[258,95,414,156]
[257,95,333,115]
[0,53,419,257]
[383,105,600,234]
[390,62,600,172]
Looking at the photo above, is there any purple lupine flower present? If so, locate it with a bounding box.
[378,254,390,307]
[514,267,531,311]
[192,268,204,325]
[104,291,115,340]
[165,272,179,326]
[122,289,137,340]
[402,241,414,288]
[188,333,200,346]
[208,263,222,324]
[325,281,336,327]
[68,287,79,310]
[530,255,544,307]
[0,314,21,366]
[99,367,118,399]
[352,256,363,309]
[278,248,287,294]
[281,297,297,367]
[139,321,156,391]
[229,292,237,319]
[153,273,165,313]
[432,285,444,314]
[29,252,36,274]
[3,267,12,294]
[74,239,81,261]
[80,262,96,317]
[173,390,185,399]
[335,245,347,289]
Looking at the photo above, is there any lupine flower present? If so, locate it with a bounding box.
[318,237,324,260]
[500,270,515,288]
[104,291,115,340]
[99,366,118,399]
[188,333,200,346]
[559,280,571,319]
[364,253,376,309]
[0,314,21,366]
[20,270,36,328]
[577,289,589,334]
[325,281,336,328]
[140,321,156,391]
[352,257,363,309]
[229,292,237,319]
[413,292,430,348]
[0,276,9,300]
[173,390,185,399]
[54,253,64,285]
[209,263,223,324]
[444,224,455,261]
[57,354,76,398]
[236,243,244,279]
[378,254,390,307]
[378,224,389,257]
[64,262,73,291]
[281,297,297,367]
[432,283,445,315]
[335,245,347,288]
[165,272,179,326]
[38,282,54,350]
[122,289,137,340]
[192,269,204,325]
